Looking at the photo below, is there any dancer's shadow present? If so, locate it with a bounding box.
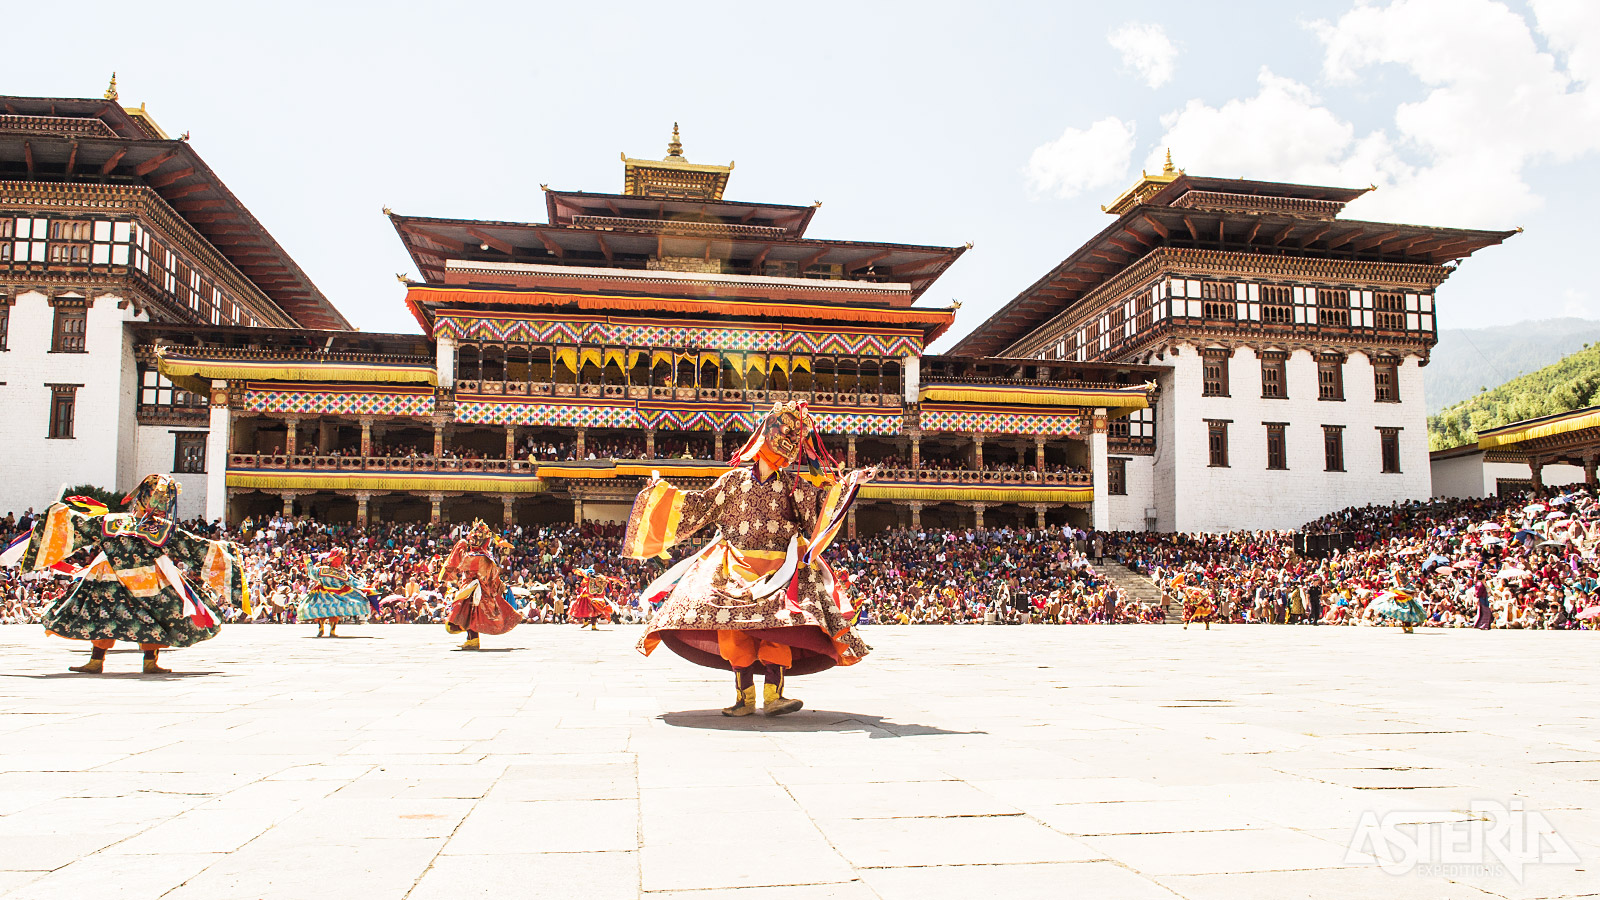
[455,647,518,653]
[660,710,983,738]
[303,635,380,639]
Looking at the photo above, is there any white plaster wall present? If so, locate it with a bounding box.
[1432,453,1585,498]
[133,424,209,521]
[1150,361,1183,532]
[1159,342,1432,532]
[0,291,143,516]
[1107,454,1155,530]
[1431,452,1491,498]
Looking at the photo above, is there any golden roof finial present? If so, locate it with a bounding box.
[104,72,118,101]
[1162,148,1175,176]
[666,122,683,160]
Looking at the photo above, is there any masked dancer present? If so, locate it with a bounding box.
[440,520,522,650]
[299,548,369,637]
[623,401,874,717]
[0,476,247,674]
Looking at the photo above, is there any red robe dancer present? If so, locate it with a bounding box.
[624,401,875,717]
[570,569,615,630]
[440,520,522,650]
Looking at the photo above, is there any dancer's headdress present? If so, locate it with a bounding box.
[324,548,346,568]
[464,519,511,551]
[123,474,180,520]
[728,400,839,475]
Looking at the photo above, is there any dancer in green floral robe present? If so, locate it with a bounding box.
[4,475,248,674]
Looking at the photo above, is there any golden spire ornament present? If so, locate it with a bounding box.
[104,72,119,101]
[667,122,683,159]
[1162,148,1175,176]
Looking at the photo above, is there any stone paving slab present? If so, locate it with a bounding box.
[0,624,1595,898]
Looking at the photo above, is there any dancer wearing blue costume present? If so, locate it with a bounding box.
[299,548,370,637]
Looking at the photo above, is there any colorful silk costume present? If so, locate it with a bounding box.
[298,549,371,623]
[441,521,522,648]
[624,402,871,717]
[570,569,614,627]
[2,476,247,672]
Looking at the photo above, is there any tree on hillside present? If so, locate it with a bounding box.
[1428,344,1600,450]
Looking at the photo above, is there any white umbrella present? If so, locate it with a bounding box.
[1480,535,1505,545]
[1496,567,1533,580]
[1546,511,1568,520]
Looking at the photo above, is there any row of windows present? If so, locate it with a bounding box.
[1205,421,1402,473]
[1,215,258,327]
[44,384,205,470]
[1201,351,1399,402]
[1041,278,1437,362]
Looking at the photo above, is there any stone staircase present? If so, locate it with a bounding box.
[1097,560,1177,623]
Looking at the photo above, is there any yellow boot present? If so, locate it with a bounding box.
[763,676,803,717]
[461,636,480,651]
[69,657,104,674]
[143,651,171,675]
[721,684,757,717]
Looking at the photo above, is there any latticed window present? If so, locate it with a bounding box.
[1108,457,1127,495]
[51,302,86,352]
[1374,359,1398,402]
[174,433,207,474]
[1266,423,1287,470]
[0,298,9,350]
[1375,292,1405,330]
[139,367,203,409]
[1316,289,1350,327]
[1207,420,1230,467]
[1260,352,1287,399]
[1379,427,1401,473]
[1201,282,1234,320]
[1323,425,1345,472]
[1260,285,1292,324]
[48,384,79,438]
[1318,354,1344,401]
[1202,349,1230,397]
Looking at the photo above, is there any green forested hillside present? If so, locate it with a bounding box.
[1428,343,1600,450]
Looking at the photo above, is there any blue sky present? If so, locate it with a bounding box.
[5,0,1596,350]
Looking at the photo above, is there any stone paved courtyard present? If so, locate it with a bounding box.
[0,623,1595,899]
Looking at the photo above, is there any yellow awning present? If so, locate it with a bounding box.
[555,347,578,371]
[1478,407,1600,449]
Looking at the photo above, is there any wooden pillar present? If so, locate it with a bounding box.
[432,423,444,457]
[646,427,656,458]
[909,501,922,531]
[1035,504,1047,529]
[576,427,587,458]
[429,494,443,524]
[847,435,857,467]
[974,433,984,470]
[356,491,370,527]
[501,494,515,525]
[280,491,297,517]
[285,418,298,456]
[1530,460,1546,496]
[574,498,585,524]
[972,502,986,530]
[847,506,857,539]
[505,425,516,460]
[1035,436,1046,470]
[714,429,724,461]
[910,433,921,469]
[360,418,373,457]
[1586,455,1598,488]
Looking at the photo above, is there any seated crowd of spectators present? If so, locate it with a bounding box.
[1103,488,1600,628]
[3,487,1599,629]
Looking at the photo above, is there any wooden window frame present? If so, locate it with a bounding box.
[1202,349,1231,398]
[1260,351,1287,399]
[47,383,80,439]
[1379,427,1402,474]
[1207,419,1230,468]
[1373,359,1399,403]
[173,432,208,474]
[1108,457,1128,495]
[50,300,87,353]
[1265,422,1288,471]
[1317,354,1344,401]
[1323,425,1345,472]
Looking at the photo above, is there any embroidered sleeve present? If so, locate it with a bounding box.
[623,469,736,559]
[17,503,95,572]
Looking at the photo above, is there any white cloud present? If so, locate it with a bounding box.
[1109,22,1178,89]
[1027,116,1137,199]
